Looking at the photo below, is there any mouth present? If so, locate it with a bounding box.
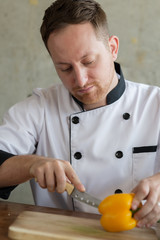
[77,85,94,94]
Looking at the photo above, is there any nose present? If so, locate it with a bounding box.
[73,67,88,87]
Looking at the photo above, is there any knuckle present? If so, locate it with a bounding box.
[141,187,148,197]
[140,178,148,186]
[65,161,71,166]
[44,161,52,171]
[56,184,65,193]
[152,207,159,216]
[54,159,71,171]
[39,182,46,189]
[139,179,149,195]
[35,167,43,176]
[53,159,60,165]
[56,187,64,194]
[63,161,71,170]
[149,198,156,207]
[47,184,55,192]
[154,202,160,214]
[45,159,52,166]
[69,173,76,181]
[53,159,63,169]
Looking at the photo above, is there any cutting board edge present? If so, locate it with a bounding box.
[8,225,96,240]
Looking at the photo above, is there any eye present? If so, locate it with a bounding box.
[61,66,72,72]
[85,61,94,65]
[83,59,96,66]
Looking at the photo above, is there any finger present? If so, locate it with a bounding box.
[64,162,85,192]
[54,161,67,193]
[45,170,56,192]
[36,162,56,190]
[134,196,159,228]
[131,180,150,210]
[29,160,48,188]
[146,213,160,228]
[147,202,160,227]
[36,171,47,189]
[134,189,158,221]
[137,202,160,228]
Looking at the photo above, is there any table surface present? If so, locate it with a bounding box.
[0,200,100,240]
[2,200,160,240]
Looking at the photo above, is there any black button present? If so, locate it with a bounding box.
[74,152,82,160]
[72,116,79,124]
[123,113,130,120]
[115,189,123,194]
[115,151,123,158]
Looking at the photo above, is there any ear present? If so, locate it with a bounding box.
[108,36,119,61]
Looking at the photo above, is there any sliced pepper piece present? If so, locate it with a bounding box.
[98,193,141,232]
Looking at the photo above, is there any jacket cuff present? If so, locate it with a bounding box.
[0,150,18,199]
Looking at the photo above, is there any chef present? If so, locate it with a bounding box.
[0,0,160,228]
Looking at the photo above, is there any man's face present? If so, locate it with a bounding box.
[47,22,119,110]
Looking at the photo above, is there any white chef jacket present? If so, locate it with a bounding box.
[0,63,160,214]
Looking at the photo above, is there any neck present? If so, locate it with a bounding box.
[84,99,106,111]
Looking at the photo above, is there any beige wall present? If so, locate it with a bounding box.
[1,0,160,204]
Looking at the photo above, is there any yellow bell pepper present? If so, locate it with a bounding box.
[98,193,141,232]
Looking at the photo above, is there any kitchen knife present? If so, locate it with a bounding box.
[65,182,101,208]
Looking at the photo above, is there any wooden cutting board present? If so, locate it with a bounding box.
[8,211,157,240]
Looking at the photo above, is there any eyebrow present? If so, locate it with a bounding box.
[55,52,95,66]
[55,62,70,66]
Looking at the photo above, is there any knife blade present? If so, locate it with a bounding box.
[65,182,101,208]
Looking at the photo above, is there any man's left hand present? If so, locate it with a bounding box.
[131,172,160,228]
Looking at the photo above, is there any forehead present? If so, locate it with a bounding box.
[47,23,105,62]
[48,22,97,46]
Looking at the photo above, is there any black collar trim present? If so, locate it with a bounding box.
[72,62,125,110]
[107,62,125,105]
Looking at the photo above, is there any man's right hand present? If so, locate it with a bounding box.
[29,157,85,193]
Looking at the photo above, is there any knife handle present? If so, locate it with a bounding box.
[65,182,74,195]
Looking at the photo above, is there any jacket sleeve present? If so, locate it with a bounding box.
[0,150,18,199]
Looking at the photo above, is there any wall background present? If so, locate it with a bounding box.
[0,0,160,205]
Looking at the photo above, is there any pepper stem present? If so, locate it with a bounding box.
[130,208,140,217]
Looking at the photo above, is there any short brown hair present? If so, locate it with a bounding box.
[40,0,109,49]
